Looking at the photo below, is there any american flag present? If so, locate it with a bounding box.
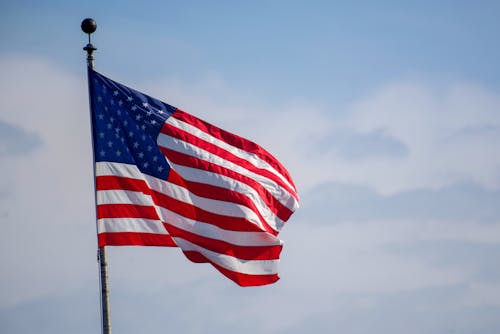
[90,69,299,286]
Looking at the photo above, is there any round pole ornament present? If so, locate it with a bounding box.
[81,18,97,34]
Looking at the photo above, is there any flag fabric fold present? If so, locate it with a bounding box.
[89,69,299,286]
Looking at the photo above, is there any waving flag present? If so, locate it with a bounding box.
[90,69,299,286]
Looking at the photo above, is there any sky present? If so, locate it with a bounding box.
[1,1,500,333]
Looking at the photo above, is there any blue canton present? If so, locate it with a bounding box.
[90,70,176,180]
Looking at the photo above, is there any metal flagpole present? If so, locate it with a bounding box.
[81,18,112,334]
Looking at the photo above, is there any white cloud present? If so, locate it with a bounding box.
[339,80,500,194]
[1,55,499,334]
[0,55,97,307]
[457,282,500,308]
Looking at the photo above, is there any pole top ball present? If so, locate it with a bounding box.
[81,18,97,34]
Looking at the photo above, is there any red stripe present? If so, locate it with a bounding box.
[172,109,296,192]
[98,232,176,247]
[166,224,282,261]
[183,250,206,263]
[161,120,298,201]
[183,251,279,287]
[97,204,160,220]
[96,175,150,194]
[163,147,293,222]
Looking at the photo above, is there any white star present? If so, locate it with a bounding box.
[118,100,123,106]
[104,106,108,111]
[115,127,120,133]
[141,135,146,141]
[158,165,164,172]
[117,110,122,116]
[98,113,104,120]
[127,96,133,102]
[113,90,119,96]
[141,125,146,130]
[153,156,158,162]
[135,114,142,121]
[143,162,149,168]
[138,152,144,159]
[151,120,157,125]
[100,150,106,156]
[109,116,114,123]
[107,141,113,147]
[123,120,128,126]
[131,105,138,111]
[107,123,112,129]
[110,99,114,105]
[99,132,105,138]
[142,102,149,108]
[116,150,121,156]
[128,131,134,137]
[97,96,102,102]
[146,110,153,116]
[147,145,152,151]
[133,142,139,148]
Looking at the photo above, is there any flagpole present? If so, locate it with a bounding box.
[81,18,112,334]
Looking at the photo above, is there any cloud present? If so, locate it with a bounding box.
[308,128,409,161]
[303,182,500,223]
[0,292,99,334]
[0,120,41,157]
[339,80,500,194]
[1,54,499,334]
[268,218,500,333]
[458,282,500,308]
[0,55,96,307]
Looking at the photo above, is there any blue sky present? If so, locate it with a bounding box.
[1,1,500,333]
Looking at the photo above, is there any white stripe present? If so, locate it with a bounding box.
[159,206,282,247]
[174,238,279,275]
[166,116,297,193]
[157,133,298,211]
[97,189,153,206]
[96,161,143,179]
[98,217,168,234]
[170,162,285,231]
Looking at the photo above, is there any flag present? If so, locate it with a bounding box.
[89,69,299,286]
